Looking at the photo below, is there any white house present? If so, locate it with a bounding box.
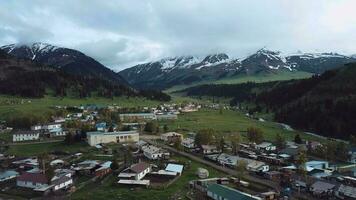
[44,123,62,131]
[51,175,73,191]
[119,113,157,121]
[12,131,40,142]
[86,131,139,146]
[142,145,170,160]
[49,128,67,137]
[181,138,196,149]
[201,145,221,155]
[160,132,183,143]
[255,142,276,152]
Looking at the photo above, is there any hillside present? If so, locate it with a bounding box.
[181,63,356,139]
[0,49,170,101]
[119,49,355,90]
[0,42,128,85]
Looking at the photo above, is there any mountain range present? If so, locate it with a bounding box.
[119,49,356,90]
[0,43,128,85]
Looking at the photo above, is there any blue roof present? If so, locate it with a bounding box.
[96,122,107,128]
[165,163,184,174]
[0,170,19,179]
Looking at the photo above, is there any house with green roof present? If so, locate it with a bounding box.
[207,184,261,200]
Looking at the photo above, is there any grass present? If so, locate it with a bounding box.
[71,156,225,200]
[0,95,163,121]
[159,109,326,143]
[165,71,312,93]
[5,141,91,156]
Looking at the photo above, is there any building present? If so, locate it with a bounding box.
[12,131,40,142]
[95,161,112,177]
[165,163,184,175]
[119,113,156,121]
[215,153,239,167]
[181,138,196,149]
[142,145,170,160]
[118,162,152,180]
[201,145,220,155]
[255,142,276,152]
[309,181,335,196]
[52,117,65,123]
[43,123,62,131]
[17,172,48,189]
[348,147,356,163]
[336,184,356,199]
[305,160,329,170]
[156,114,178,120]
[51,175,73,191]
[160,132,183,143]
[86,131,139,146]
[95,122,107,132]
[207,184,262,200]
[48,128,67,137]
[0,170,19,182]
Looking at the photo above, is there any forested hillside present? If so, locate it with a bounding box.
[182,63,356,139]
[0,50,170,101]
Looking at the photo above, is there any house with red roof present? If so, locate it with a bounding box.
[16,172,49,189]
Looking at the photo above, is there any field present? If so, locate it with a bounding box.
[159,109,325,143]
[4,141,91,156]
[71,156,225,200]
[165,70,312,93]
[0,95,161,120]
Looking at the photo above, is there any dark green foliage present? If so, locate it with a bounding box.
[195,129,215,146]
[294,134,302,144]
[144,121,159,133]
[246,127,264,144]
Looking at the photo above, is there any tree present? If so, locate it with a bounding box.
[246,127,264,144]
[230,133,241,155]
[275,133,286,149]
[163,124,169,132]
[236,160,247,180]
[350,135,356,146]
[144,121,159,134]
[195,129,215,147]
[64,132,75,144]
[336,142,349,162]
[217,137,225,152]
[294,134,303,144]
[110,157,119,171]
[173,137,183,151]
[295,150,307,177]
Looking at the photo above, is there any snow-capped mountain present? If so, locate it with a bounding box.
[119,49,356,89]
[1,42,128,85]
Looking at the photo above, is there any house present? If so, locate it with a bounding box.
[74,160,100,174]
[255,142,276,152]
[309,181,335,196]
[181,138,196,149]
[348,147,356,163]
[264,171,281,181]
[12,157,39,170]
[201,145,221,155]
[246,160,269,172]
[336,184,356,199]
[51,175,73,191]
[48,128,67,137]
[86,131,139,146]
[17,172,49,189]
[305,160,329,170]
[12,131,40,142]
[160,132,183,143]
[207,184,262,200]
[95,161,112,177]
[156,113,178,120]
[31,125,42,131]
[95,122,107,132]
[216,153,239,167]
[142,145,170,160]
[119,113,156,121]
[118,162,151,180]
[0,170,19,182]
[52,117,65,123]
[165,163,184,175]
[43,123,62,131]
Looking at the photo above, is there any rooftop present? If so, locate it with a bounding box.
[207,184,261,200]
[131,162,150,173]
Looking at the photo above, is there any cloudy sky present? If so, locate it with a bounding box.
[1,0,356,71]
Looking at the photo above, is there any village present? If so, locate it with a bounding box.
[0,102,355,200]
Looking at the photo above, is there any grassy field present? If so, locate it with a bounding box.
[159,109,325,143]
[71,156,225,200]
[5,141,91,156]
[0,95,162,120]
[165,71,312,93]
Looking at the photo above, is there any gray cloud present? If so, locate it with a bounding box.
[1,0,356,71]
